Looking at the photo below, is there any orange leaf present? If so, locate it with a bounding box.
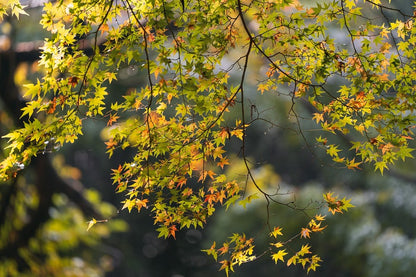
[169,225,178,239]
[204,194,216,205]
[47,97,57,114]
[217,157,230,169]
[99,23,109,35]
[300,228,311,239]
[147,32,155,42]
[310,222,327,232]
[153,66,162,79]
[218,243,229,255]
[219,127,230,141]
[107,114,120,126]
[105,139,117,149]
[216,190,227,204]
[136,198,149,212]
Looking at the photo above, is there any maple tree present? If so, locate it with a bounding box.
[1,0,416,275]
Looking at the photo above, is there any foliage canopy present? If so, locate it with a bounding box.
[1,0,416,274]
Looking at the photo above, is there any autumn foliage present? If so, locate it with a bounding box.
[1,0,415,275]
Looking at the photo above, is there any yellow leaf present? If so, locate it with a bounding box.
[121,199,135,212]
[271,249,288,263]
[270,226,283,238]
[87,218,97,231]
[345,0,356,10]
[346,158,361,170]
[257,83,268,94]
[230,128,243,140]
[287,255,296,266]
[315,214,326,221]
[327,145,340,157]
[312,112,324,123]
[271,242,284,248]
[298,244,311,256]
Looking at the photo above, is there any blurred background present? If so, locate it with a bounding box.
[1,0,416,276]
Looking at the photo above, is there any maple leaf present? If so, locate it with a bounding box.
[212,146,225,159]
[167,93,173,104]
[266,66,275,77]
[298,244,311,255]
[218,243,229,255]
[152,66,162,79]
[377,73,389,82]
[169,225,178,239]
[219,260,233,277]
[307,255,322,273]
[230,128,244,140]
[147,32,155,43]
[99,23,109,35]
[105,139,117,149]
[327,144,340,157]
[206,170,217,180]
[323,192,336,203]
[204,194,216,205]
[219,127,230,143]
[133,99,142,110]
[217,157,230,169]
[87,218,97,231]
[347,158,361,170]
[257,83,268,94]
[287,255,297,267]
[300,228,311,239]
[272,249,288,263]
[121,199,135,212]
[107,114,120,126]
[176,178,187,189]
[344,0,356,10]
[300,257,310,269]
[182,188,193,197]
[198,170,216,182]
[380,142,394,155]
[315,214,326,221]
[311,222,327,232]
[312,112,324,123]
[355,124,365,134]
[270,226,283,238]
[271,242,284,248]
[115,181,126,192]
[47,97,57,114]
[217,190,227,204]
[339,197,355,212]
[203,242,217,261]
[114,164,123,173]
[379,27,389,38]
[308,219,317,228]
[135,198,149,212]
[328,205,342,215]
